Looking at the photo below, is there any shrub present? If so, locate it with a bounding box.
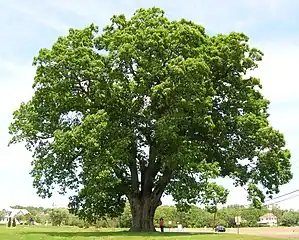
[12,218,16,227]
[77,222,84,228]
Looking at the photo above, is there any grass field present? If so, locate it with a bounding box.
[0,226,297,240]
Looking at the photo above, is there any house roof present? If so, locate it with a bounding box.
[2,208,30,217]
[1,207,13,212]
[16,209,30,215]
[261,213,277,218]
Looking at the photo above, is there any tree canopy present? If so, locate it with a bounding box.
[9,7,292,231]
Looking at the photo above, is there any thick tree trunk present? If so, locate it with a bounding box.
[129,196,161,232]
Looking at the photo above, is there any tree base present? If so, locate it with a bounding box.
[129,196,160,233]
[129,227,157,232]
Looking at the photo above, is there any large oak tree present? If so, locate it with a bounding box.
[9,8,292,231]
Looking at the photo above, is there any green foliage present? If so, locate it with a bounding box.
[65,214,85,227]
[0,211,4,221]
[280,211,299,226]
[152,205,292,228]
[271,205,284,225]
[10,205,86,227]
[8,218,11,227]
[11,206,49,225]
[12,218,16,227]
[48,208,88,227]
[117,203,132,228]
[6,204,298,228]
[49,208,70,226]
[15,214,27,224]
[9,7,292,230]
[240,207,267,227]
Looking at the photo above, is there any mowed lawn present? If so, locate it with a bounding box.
[0,226,295,240]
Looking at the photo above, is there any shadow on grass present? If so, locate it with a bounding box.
[23,230,217,238]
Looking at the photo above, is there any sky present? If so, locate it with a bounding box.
[1,0,299,210]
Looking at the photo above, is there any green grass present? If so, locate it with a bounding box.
[0,226,291,240]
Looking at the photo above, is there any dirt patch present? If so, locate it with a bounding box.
[223,227,299,239]
[182,227,299,239]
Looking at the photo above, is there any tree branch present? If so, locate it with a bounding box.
[141,145,158,196]
[129,141,139,194]
[113,165,130,193]
[152,167,172,200]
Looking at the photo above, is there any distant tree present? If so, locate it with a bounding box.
[12,218,16,227]
[49,208,69,226]
[217,207,236,228]
[281,211,297,226]
[6,203,299,229]
[8,217,11,227]
[118,203,132,228]
[188,206,213,228]
[11,205,47,224]
[227,205,246,209]
[9,7,292,231]
[16,214,26,224]
[205,184,228,228]
[0,211,4,221]
[175,210,192,228]
[155,205,176,228]
[241,207,267,227]
[271,206,284,225]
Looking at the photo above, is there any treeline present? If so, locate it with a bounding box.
[11,204,299,228]
[151,205,299,228]
[11,206,89,228]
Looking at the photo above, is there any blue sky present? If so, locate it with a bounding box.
[1,0,299,209]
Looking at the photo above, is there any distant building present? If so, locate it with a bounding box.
[0,207,30,225]
[258,213,278,226]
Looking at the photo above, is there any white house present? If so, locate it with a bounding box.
[258,213,278,226]
[0,207,30,225]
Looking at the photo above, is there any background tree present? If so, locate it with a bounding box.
[16,214,28,225]
[12,218,16,227]
[280,210,299,226]
[9,7,292,231]
[49,208,69,226]
[271,205,284,225]
[66,213,86,227]
[241,207,267,227]
[154,205,176,227]
[3,204,296,228]
[117,203,132,228]
[11,205,48,225]
[0,211,4,221]
[218,207,237,227]
[188,206,213,228]
[204,184,228,228]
